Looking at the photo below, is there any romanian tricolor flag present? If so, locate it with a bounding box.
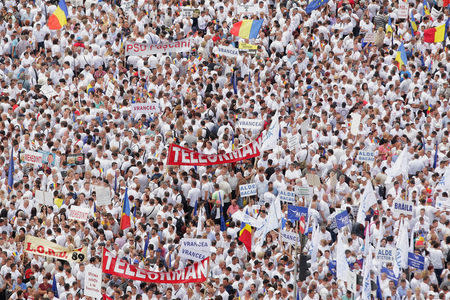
[423,19,449,43]
[120,188,131,230]
[410,13,418,35]
[395,42,408,69]
[423,0,431,18]
[386,16,393,34]
[48,0,68,30]
[230,19,263,39]
[238,222,252,252]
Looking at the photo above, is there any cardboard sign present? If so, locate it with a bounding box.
[68,206,91,222]
[398,2,408,19]
[214,46,240,58]
[287,205,308,221]
[239,183,257,197]
[277,190,296,203]
[407,252,425,270]
[94,185,112,206]
[357,150,375,165]
[376,247,396,263]
[280,230,299,245]
[84,265,102,299]
[288,134,298,152]
[392,200,413,217]
[131,103,160,115]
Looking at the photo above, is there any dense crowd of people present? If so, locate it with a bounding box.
[0,0,449,299]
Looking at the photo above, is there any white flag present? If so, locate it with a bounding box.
[396,218,409,270]
[361,248,373,300]
[260,111,280,151]
[336,232,351,280]
[309,224,320,264]
[253,198,282,242]
[386,145,409,178]
[357,181,378,224]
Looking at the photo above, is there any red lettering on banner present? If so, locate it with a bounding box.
[190,152,198,163]
[140,45,147,51]
[181,41,187,48]
[37,246,44,253]
[26,242,33,252]
[134,44,139,52]
[174,41,181,47]
[126,44,133,52]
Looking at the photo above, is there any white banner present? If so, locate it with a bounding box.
[20,150,43,166]
[180,238,211,253]
[280,230,299,245]
[178,247,209,262]
[277,190,296,203]
[214,46,240,58]
[131,103,160,115]
[357,150,375,165]
[68,206,91,222]
[376,247,396,263]
[94,185,111,206]
[84,265,102,299]
[35,190,54,206]
[239,183,257,197]
[24,235,87,262]
[125,39,192,56]
[392,200,413,217]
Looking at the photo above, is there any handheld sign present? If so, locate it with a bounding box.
[392,200,413,217]
[357,150,375,165]
[280,230,299,245]
[287,205,308,221]
[277,190,296,203]
[335,210,350,230]
[407,252,425,270]
[376,247,396,263]
[239,183,257,197]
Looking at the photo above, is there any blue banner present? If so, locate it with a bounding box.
[335,210,350,229]
[407,252,425,270]
[287,205,308,222]
[381,267,399,286]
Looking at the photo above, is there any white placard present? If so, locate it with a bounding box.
[239,183,257,197]
[392,200,413,217]
[280,230,299,245]
[40,85,58,99]
[20,150,43,166]
[35,190,54,206]
[431,7,440,20]
[84,265,102,299]
[68,206,91,222]
[179,247,209,262]
[181,7,200,17]
[364,32,375,43]
[295,186,311,198]
[237,4,258,15]
[180,238,211,253]
[131,103,160,115]
[214,46,240,58]
[278,190,296,203]
[375,247,396,263]
[350,113,361,136]
[237,119,264,131]
[105,80,115,97]
[398,1,408,19]
[94,185,111,206]
[357,150,375,165]
[288,134,298,151]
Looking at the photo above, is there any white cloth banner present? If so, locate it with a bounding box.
[386,146,409,178]
[20,150,43,165]
[125,39,192,56]
[24,235,87,262]
[357,181,377,224]
[68,206,91,222]
[280,230,299,245]
[84,265,102,299]
[214,46,240,58]
[239,183,257,197]
[261,111,280,151]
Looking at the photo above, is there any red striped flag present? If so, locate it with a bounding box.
[299,215,306,234]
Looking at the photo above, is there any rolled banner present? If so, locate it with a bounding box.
[24,235,87,263]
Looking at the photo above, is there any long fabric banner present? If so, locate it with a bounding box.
[167,136,263,166]
[125,39,192,56]
[24,235,87,262]
[102,249,209,283]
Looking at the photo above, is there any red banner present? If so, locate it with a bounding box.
[102,249,209,284]
[166,136,263,166]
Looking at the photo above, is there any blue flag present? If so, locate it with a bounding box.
[220,205,226,231]
[232,71,238,95]
[114,173,118,194]
[143,233,150,258]
[194,199,198,216]
[335,210,350,229]
[305,0,330,14]
[287,205,308,221]
[381,267,399,285]
[433,142,438,168]
[376,275,383,299]
[52,275,59,297]
[7,147,14,194]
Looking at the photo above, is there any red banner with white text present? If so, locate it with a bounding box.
[102,249,209,284]
[166,136,263,166]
